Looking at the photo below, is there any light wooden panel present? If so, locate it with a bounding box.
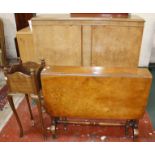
[91,25,144,67]
[17,15,144,67]
[33,25,82,66]
[16,28,36,62]
[41,66,152,120]
[32,14,144,27]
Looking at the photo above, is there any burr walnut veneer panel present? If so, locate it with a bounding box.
[91,25,144,67]
[41,66,152,120]
[17,14,144,67]
[33,25,82,66]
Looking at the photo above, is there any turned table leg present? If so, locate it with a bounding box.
[133,121,139,141]
[125,120,130,136]
[63,117,67,131]
[128,120,139,141]
[36,95,47,139]
[51,117,59,139]
[7,95,23,137]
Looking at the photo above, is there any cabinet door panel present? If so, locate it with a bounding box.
[33,25,82,66]
[91,25,143,67]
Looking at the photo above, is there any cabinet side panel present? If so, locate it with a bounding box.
[16,33,36,62]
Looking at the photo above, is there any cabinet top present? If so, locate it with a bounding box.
[32,14,144,22]
[41,66,151,78]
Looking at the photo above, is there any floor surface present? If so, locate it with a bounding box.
[0,98,155,142]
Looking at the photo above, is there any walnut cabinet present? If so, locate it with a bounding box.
[16,14,144,67]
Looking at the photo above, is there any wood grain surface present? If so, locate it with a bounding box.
[17,14,144,67]
[91,25,143,67]
[16,27,36,62]
[41,66,152,120]
[33,25,82,66]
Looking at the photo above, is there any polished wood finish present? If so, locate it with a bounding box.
[7,95,23,137]
[5,60,43,94]
[25,94,34,120]
[4,59,46,137]
[7,71,36,94]
[16,14,144,67]
[41,66,152,120]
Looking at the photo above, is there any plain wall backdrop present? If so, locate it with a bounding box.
[0,13,17,59]
[134,13,155,66]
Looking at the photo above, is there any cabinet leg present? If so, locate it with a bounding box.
[25,94,34,124]
[7,95,23,137]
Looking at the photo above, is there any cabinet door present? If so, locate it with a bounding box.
[33,25,82,66]
[91,25,143,67]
